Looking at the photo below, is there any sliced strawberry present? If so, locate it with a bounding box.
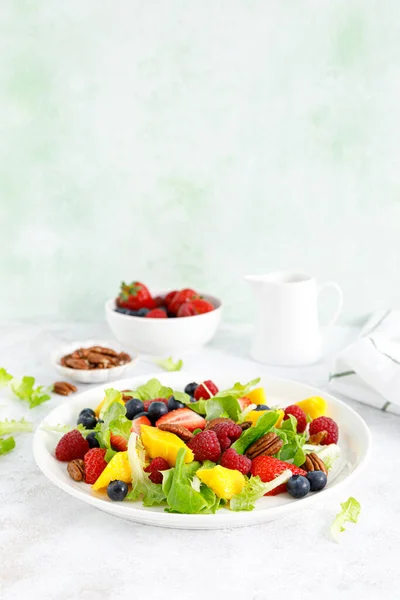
[143,398,169,412]
[193,380,219,401]
[168,289,199,315]
[165,290,179,306]
[190,298,214,314]
[130,415,152,434]
[145,308,168,318]
[238,396,252,410]
[177,302,197,317]
[156,407,206,432]
[110,434,128,452]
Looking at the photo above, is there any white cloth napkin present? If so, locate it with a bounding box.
[330,309,400,415]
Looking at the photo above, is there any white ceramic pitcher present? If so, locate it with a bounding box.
[245,271,343,366]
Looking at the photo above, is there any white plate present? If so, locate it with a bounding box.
[33,372,371,529]
[50,339,138,383]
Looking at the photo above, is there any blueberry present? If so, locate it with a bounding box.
[107,480,128,501]
[137,308,150,317]
[115,307,132,315]
[286,475,310,499]
[79,408,95,419]
[184,382,199,396]
[167,311,176,318]
[132,411,149,420]
[86,432,100,449]
[125,398,144,420]
[168,396,185,411]
[306,470,327,492]
[148,401,168,421]
[77,413,97,429]
[255,404,270,411]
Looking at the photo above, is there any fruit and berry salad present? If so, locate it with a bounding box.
[51,379,341,513]
[115,282,216,318]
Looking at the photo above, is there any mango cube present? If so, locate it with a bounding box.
[246,387,267,406]
[92,451,131,490]
[197,465,245,500]
[140,425,193,467]
[295,397,327,420]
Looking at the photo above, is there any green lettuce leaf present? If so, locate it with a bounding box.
[189,395,242,421]
[215,378,261,400]
[95,401,131,462]
[303,443,341,470]
[155,357,183,372]
[0,368,13,386]
[274,415,307,467]
[123,378,191,405]
[162,448,220,514]
[230,470,293,511]
[10,376,51,409]
[331,497,361,542]
[231,411,280,454]
[126,433,166,506]
[98,388,123,420]
[0,436,16,455]
[40,422,90,435]
[0,418,33,436]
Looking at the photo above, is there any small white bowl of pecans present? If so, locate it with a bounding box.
[51,340,137,384]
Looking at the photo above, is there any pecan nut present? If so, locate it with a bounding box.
[87,346,119,357]
[53,381,78,396]
[308,431,328,445]
[67,459,85,481]
[245,432,283,459]
[157,423,194,442]
[118,352,131,364]
[87,352,114,366]
[204,418,233,431]
[64,357,90,370]
[302,452,327,475]
[239,421,252,431]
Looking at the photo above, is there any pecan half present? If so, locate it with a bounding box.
[308,431,328,445]
[87,352,114,366]
[64,357,90,370]
[302,452,327,475]
[204,418,233,431]
[118,352,131,364]
[245,432,283,459]
[53,381,78,396]
[87,346,119,357]
[239,421,252,431]
[67,459,85,481]
[157,423,194,442]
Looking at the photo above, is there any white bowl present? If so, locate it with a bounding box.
[105,293,222,355]
[50,339,138,384]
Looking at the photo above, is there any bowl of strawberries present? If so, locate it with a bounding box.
[105,282,222,355]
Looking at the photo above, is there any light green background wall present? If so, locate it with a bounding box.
[1,1,399,322]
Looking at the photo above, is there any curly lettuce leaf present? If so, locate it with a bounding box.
[274,415,306,466]
[0,436,16,455]
[162,448,220,514]
[0,368,13,386]
[0,418,33,436]
[155,357,183,372]
[231,411,280,454]
[331,497,361,542]
[41,422,90,435]
[230,471,293,511]
[95,401,131,462]
[126,433,166,506]
[10,376,51,409]
[215,378,261,400]
[98,388,123,420]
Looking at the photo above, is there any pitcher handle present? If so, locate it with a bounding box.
[318,281,343,327]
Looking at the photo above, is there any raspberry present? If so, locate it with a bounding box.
[144,457,170,484]
[309,416,338,445]
[55,430,89,462]
[251,455,307,495]
[194,380,219,401]
[283,405,307,433]
[145,308,167,318]
[220,448,251,475]
[211,421,242,451]
[187,430,221,462]
[143,398,168,412]
[84,448,107,484]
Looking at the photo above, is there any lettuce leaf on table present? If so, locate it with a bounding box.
[0,418,33,436]
[331,497,361,542]
[155,357,183,372]
[0,437,16,455]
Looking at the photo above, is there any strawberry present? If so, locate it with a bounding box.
[117,281,156,311]
[177,302,197,317]
[194,380,219,401]
[143,398,169,412]
[251,455,307,495]
[189,298,214,315]
[154,295,167,307]
[309,416,339,445]
[110,434,128,452]
[283,405,307,433]
[168,289,199,315]
[84,448,107,484]
[55,430,89,462]
[130,415,152,434]
[145,308,168,318]
[156,407,206,432]
[165,290,178,306]
[238,397,252,410]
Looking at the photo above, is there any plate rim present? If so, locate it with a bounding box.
[33,372,371,529]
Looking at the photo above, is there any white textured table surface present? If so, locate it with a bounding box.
[1,322,399,600]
